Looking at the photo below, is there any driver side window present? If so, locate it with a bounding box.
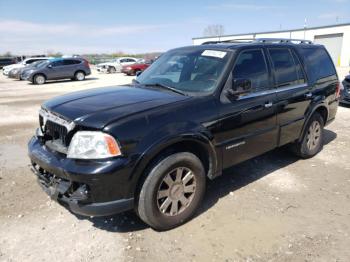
[232,49,269,92]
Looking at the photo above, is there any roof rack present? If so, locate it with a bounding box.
[201,38,313,45]
[255,38,313,44]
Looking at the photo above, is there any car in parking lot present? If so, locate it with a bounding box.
[22,58,91,84]
[3,57,51,76]
[8,60,47,80]
[121,61,152,75]
[0,57,18,69]
[96,57,140,73]
[341,74,350,105]
[28,38,340,230]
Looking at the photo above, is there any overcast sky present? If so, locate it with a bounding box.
[0,0,349,55]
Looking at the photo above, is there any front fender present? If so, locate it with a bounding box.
[126,123,218,198]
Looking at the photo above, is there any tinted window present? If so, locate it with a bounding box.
[299,47,336,82]
[269,48,299,87]
[63,59,81,65]
[51,60,64,67]
[291,50,306,84]
[26,59,40,64]
[232,49,269,91]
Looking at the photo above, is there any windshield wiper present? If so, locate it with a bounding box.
[144,83,186,96]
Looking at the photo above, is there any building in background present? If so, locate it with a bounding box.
[193,23,350,67]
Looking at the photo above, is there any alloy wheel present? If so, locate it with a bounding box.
[157,167,196,216]
[306,121,321,151]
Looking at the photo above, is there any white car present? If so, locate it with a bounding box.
[96,57,140,73]
[3,57,52,76]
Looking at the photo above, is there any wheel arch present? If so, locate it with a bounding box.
[130,135,218,200]
[299,103,329,142]
[32,72,46,82]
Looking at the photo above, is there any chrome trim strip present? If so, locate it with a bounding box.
[39,108,75,132]
[238,84,308,100]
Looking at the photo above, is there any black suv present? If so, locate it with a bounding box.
[28,39,340,230]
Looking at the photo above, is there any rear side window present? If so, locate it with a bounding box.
[63,59,81,65]
[268,48,299,87]
[299,47,336,82]
[232,49,269,91]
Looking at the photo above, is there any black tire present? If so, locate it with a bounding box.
[134,69,141,76]
[74,71,85,81]
[33,74,46,85]
[137,152,206,230]
[108,66,116,73]
[291,112,324,158]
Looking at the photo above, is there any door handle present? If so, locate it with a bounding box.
[264,102,273,108]
[305,93,313,98]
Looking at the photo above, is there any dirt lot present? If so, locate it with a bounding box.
[0,69,349,262]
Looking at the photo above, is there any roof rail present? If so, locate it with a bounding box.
[254,38,313,44]
[201,38,255,45]
[201,38,313,45]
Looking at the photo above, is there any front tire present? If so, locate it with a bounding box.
[137,152,206,230]
[33,74,46,85]
[292,112,324,158]
[108,66,116,73]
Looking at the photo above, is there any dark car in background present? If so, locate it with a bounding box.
[28,39,340,230]
[341,74,350,105]
[22,58,91,84]
[0,57,17,69]
[121,60,152,76]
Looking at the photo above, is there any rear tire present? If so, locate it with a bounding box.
[33,74,46,85]
[74,71,85,81]
[137,152,206,231]
[291,112,324,158]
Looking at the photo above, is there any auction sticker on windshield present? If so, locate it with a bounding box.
[202,50,227,59]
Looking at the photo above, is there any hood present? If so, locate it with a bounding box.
[4,63,23,71]
[43,85,189,129]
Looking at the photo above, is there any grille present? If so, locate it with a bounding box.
[39,115,69,146]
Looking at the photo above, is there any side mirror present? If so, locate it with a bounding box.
[136,71,142,77]
[226,78,252,97]
[47,64,53,69]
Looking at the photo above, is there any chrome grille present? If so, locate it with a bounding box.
[39,109,75,146]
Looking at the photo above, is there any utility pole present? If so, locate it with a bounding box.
[303,18,307,40]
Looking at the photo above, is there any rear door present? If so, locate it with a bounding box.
[47,60,65,79]
[62,59,80,77]
[217,48,278,168]
[267,47,311,146]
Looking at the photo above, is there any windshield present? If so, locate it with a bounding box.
[30,60,47,68]
[136,48,232,95]
[35,60,51,68]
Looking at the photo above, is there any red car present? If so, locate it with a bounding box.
[121,61,151,76]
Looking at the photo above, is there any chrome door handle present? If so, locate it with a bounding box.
[305,93,313,98]
[264,102,273,108]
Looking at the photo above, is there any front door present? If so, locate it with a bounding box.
[216,48,278,169]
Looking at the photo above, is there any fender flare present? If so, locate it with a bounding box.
[298,101,329,142]
[127,133,218,197]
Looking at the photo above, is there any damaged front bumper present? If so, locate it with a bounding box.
[28,135,134,217]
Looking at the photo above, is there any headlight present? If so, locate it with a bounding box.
[126,67,132,70]
[67,131,122,159]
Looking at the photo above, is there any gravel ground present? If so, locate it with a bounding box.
[0,69,349,262]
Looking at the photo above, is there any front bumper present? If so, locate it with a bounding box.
[121,68,133,75]
[28,136,134,216]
